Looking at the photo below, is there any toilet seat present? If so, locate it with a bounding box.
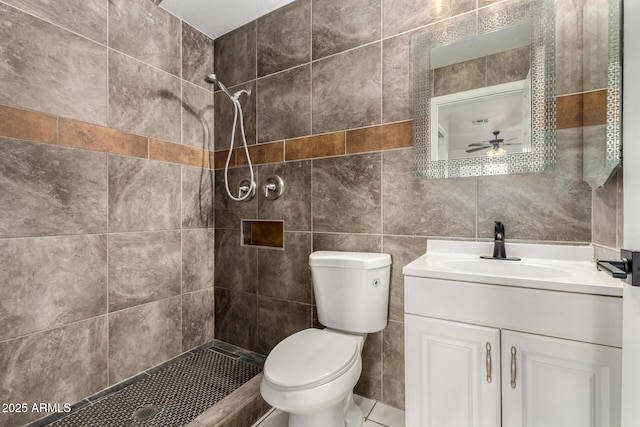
[264,329,359,391]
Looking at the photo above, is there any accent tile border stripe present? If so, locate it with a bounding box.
[215,120,413,168]
[60,118,148,158]
[0,104,58,145]
[557,89,608,129]
[237,140,284,165]
[285,131,346,161]
[1,90,607,172]
[0,104,211,169]
[150,138,210,168]
[346,120,413,154]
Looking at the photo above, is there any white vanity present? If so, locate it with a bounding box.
[403,240,623,427]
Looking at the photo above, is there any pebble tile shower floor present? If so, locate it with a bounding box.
[43,343,263,427]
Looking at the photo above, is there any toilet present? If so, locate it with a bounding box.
[260,251,392,427]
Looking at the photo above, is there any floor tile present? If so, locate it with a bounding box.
[354,394,376,419]
[368,402,405,427]
[253,395,406,427]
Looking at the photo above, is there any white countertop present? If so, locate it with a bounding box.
[402,240,623,297]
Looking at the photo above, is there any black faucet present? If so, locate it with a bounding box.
[493,221,507,259]
[480,221,521,261]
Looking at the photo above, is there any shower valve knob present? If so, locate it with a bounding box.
[265,183,277,193]
[263,175,284,200]
[238,179,256,201]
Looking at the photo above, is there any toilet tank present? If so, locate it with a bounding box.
[309,251,391,333]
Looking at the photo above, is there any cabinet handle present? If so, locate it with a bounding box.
[486,342,492,383]
[510,346,517,389]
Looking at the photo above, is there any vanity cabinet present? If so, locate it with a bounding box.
[404,276,623,427]
[501,330,621,427]
[405,316,501,426]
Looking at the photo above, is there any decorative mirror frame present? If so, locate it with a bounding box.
[582,0,622,189]
[412,0,556,179]
[605,0,621,170]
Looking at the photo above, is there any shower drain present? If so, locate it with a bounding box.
[132,404,159,421]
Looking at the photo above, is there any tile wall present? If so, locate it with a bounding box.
[212,0,623,410]
[0,1,215,425]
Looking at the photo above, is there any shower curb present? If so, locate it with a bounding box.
[187,372,271,427]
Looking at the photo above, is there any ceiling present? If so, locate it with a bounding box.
[160,0,296,40]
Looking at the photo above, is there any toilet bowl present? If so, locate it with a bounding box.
[260,251,392,427]
[260,328,365,426]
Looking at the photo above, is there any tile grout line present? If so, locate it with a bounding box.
[105,2,110,387]
[380,0,384,127]
[106,0,110,136]
[381,149,385,247]
[179,18,185,356]
[106,151,111,387]
[309,0,314,138]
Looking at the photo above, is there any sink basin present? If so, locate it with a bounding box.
[402,240,623,296]
[438,259,572,279]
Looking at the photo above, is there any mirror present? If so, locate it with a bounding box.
[430,22,532,161]
[413,0,556,179]
[582,0,621,189]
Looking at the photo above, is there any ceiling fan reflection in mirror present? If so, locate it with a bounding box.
[466,130,521,156]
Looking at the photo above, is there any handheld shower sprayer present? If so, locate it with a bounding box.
[205,74,255,201]
[203,73,217,84]
[205,74,251,101]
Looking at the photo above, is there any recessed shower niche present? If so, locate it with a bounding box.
[241,220,284,249]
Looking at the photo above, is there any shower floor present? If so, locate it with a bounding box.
[41,342,264,427]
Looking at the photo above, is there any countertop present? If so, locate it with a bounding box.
[402,240,623,297]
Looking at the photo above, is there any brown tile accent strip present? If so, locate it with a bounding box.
[556,93,583,129]
[0,105,57,144]
[583,89,607,127]
[60,119,148,158]
[346,121,413,154]
[556,90,607,130]
[150,138,210,168]
[236,141,284,166]
[3,91,609,172]
[285,131,345,161]
[213,149,236,170]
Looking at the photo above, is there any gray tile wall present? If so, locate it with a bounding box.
[0,2,108,125]
[0,1,215,425]
[212,0,621,411]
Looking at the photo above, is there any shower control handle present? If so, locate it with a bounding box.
[263,175,284,200]
[265,183,277,194]
[238,179,256,201]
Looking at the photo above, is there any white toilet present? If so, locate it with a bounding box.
[260,251,392,427]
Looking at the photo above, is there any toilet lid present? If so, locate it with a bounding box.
[264,329,359,390]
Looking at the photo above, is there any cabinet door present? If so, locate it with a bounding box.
[405,315,501,427]
[501,330,622,427]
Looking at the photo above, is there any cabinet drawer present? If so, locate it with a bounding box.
[405,276,622,347]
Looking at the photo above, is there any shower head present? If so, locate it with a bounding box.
[204,73,218,85]
[204,73,246,101]
[204,73,231,97]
